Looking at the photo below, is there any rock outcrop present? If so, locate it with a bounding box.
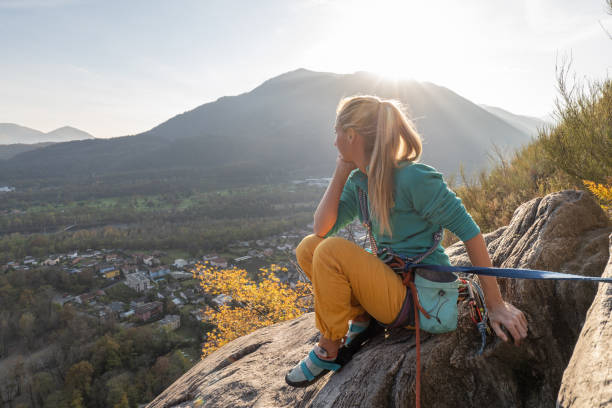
[557,233,612,408]
[147,190,611,408]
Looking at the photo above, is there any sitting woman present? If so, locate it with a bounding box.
[285,95,528,387]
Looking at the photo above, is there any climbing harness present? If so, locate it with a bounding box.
[357,187,611,408]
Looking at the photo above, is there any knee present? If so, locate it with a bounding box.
[312,236,350,265]
[296,234,324,266]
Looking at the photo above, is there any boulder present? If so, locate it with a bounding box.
[147,190,610,407]
[556,233,612,407]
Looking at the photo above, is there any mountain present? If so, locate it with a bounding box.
[0,123,95,144]
[479,105,552,137]
[0,69,533,183]
[44,126,95,142]
[0,142,55,161]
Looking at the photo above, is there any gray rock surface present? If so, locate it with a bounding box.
[557,233,612,407]
[147,190,610,408]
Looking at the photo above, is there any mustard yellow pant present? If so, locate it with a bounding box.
[295,234,407,341]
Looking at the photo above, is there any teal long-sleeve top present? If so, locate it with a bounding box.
[324,161,481,266]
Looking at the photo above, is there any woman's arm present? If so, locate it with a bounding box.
[464,233,529,345]
[313,157,356,237]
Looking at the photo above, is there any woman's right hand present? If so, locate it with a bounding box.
[336,155,357,173]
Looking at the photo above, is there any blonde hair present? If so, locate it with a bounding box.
[335,95,422,236]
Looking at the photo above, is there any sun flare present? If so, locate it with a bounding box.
[318,0,465,84]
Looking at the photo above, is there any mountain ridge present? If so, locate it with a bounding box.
[0,123,95,145]
[0,69,533,183]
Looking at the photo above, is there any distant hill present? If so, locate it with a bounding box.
[0,69,533,183]
[0,142,55,160]
[0,123,95,144]
[479,105,552,137]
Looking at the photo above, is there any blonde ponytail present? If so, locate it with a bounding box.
[336,96,422,236]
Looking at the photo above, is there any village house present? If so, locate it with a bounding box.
[120,309,135,320]
[276,243,293,251]
[173,259,188,268]
[99,266,120,279]
[209,257,228,268]
[125,271,154,293]
[52,294,74,307]
[77,292,97,304]
[105,253,119,263]
[42,256,61,266]
[120,264,137,274]
[234,255,252,263]
[23,256,37,265]
[157,314,181,331]
[134,301,163,321]
[212,294,232,307]
[149,266,170,280]
[170,271,192,280]
[143,256,160,266]
[190,309,204,322]
[107,301,126,319]
[263,248,274,257]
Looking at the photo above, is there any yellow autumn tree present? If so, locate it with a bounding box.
[192,263,312,358]
[583,178,612,218]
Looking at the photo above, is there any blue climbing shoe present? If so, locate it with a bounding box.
[285,345,342,388]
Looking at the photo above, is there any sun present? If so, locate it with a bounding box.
[314,0,460,84]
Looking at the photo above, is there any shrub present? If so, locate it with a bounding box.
[193,263,312,357]
[455,67,611,232]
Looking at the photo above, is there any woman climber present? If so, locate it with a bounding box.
[285,95,528,388]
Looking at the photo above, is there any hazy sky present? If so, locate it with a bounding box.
[1,0,610,138]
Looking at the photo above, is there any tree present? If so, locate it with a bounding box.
[91,335,122,373]
[114,392,130,408]
[18,312,35,348]
[64,361,94,399]
[193,263,312,357]
[32,371,56,406]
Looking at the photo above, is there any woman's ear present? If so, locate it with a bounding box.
[347,128,355,143]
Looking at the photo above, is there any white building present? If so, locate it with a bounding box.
[125,272,154,293]
[43,257,61,266]
[173,259,188,268]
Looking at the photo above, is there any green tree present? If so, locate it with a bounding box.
[114,392,130,408]
[64,361,94,399]
[18,312,35,347]
[69,389,84,408]
[32,371,56,406]
[92,335,122,373]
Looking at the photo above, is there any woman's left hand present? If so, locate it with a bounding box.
[487,301,528,346]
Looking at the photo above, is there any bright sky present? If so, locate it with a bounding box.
[1,0,610,138]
